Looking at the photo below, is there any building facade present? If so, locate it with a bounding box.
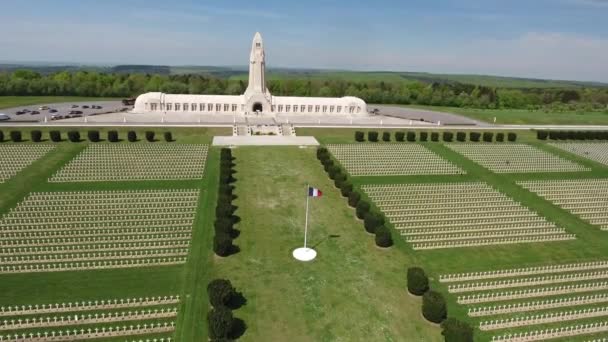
[133,32,367,116]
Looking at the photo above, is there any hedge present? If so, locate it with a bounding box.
[395,131,405,142]
[88,131,100,142]
[375,226,393,247]
[355,131,365,142]
[441,318,474,342]
[10,131,22,142]
[164,132,173,142]
[456,132,466,142]
[406,131,416,142]
[108,131,119,142]
[419,132,428,142]
[482,132,493,142]
[127,131,137,142]
[407,267,429,296]
[31,130,42,142]
[207,279,236,308]
[368,131,378,142]
[422,291,447,323]
[49,130,61,142]
[382,132,390,142]
[207,306,234,340]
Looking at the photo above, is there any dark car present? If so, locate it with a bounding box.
[82,105,90,109]
[71,113,83,118]
[15,110,25,115]
[22,109,31,113]
[49,109,58,113]
[71,105,79,108]
[30,111,40,115]
[92,105,103,109]
[50,114,63,120]
[69,110,83,115]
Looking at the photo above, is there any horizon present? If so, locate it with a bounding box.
[1,0,607,82]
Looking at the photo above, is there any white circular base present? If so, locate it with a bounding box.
[292,247,317,261]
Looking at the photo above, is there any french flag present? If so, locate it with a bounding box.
[308,187,323,197]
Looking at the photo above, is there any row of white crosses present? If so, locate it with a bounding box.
[326,144,464,176]
[0,226,192,239]
[446,143,589,173]
[0,145,56,183]
[362,181,574,250]
[0,241,190,256]
[480,307,608,330]
[0,257,187,274]
[519,179,608,231]
[490,321,608,342]
[440,260,608,283]
[447,270,608,293]
[0,308,178,330]
[0,322,175,341]
[469,293,608,317]
[458,281,608,304]
[550,142,608,167]
[0,248,189,265]
[48,144,209,182]
[0,296,180,316]
[0,234,191,247]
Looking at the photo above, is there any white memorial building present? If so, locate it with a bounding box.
[133,32,367,116]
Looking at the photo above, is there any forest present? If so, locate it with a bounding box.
[1,69,607,112]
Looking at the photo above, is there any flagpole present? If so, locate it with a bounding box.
[304,183,310,249]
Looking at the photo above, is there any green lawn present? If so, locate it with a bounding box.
[404,104,608,125]
[0,96,120,110]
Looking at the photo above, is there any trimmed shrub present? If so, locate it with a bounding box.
[10,131,22,142]
[368,131,378,142]
[127,131,137,142]
[67,131,80,142]
[87,130,100,142]
[496,132,504,142]
[213,232,234,257]
[442,132,453,142]
[145,131,155,142]
[363,212,382,234]
[214,217,234,234]
[340,181,353,197]
[419,132,428,142]
[355,131,365,142]
[537,130,548,140]
[441,318,474,342]
[406,131,416,142]
[164,131,173,142]
[456,132,466,142]
[548,130,559,140]
[375,226,393,247]
[422,291,447,323]
[395,131,405,142]
[207,279,236,308]
[316,147,329,160]
[382,132,391,142]
[334,173,347,188]
[31,130,42,142]
[355,201,370,220]
[108,130,119,142]
[482,132,493,142]
[328,166,342,180]
[507,132,517,142]
[207,306,234,340]
[0,131,3,142]
[49,130,61,142]
[348,191,361,208]
[469,132,481,142]
[430,132,439,142]
[407,267,429,296]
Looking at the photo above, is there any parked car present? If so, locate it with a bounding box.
[22,109,31,113]
[38,106,49,110]
[91,105,103,109]
[30,111,40,115]
[49,109,58,113]
[50,114,63,120]
[71,105,79,108]
[0,113,10,121]
[69,110,83,115]
[15,110,25,115]
[82,105,90,109]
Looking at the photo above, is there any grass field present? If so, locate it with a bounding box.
[404,104,608,125]
[0,96,120,110]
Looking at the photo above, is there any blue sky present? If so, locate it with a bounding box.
[1,0,607,81]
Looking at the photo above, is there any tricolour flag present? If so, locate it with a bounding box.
[308,187,323,197]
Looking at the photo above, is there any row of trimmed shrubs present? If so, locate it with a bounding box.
[537,130,608,141]
[0,130,172,143]
[355,131,517,143]
[316,147,393,248]
[408,267,474,342]
[214,148,239,257]
[206,279,245,340]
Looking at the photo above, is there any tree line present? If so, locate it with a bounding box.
[1,69,608,111]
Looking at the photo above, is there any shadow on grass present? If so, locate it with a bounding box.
[228,318,247,339]
[227,291,247,310]
[311,234,341,249]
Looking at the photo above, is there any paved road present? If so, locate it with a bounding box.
[0,101,129,122]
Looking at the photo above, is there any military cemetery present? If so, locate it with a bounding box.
[1,2,607,338]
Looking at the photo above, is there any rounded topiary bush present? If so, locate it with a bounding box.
[127,130,137,142]
[375,226,393,248]
[31,130,42,142]
[213,232,234,257]
[10,131,22,142]
[406,131,416,142]
[145,131,155,142]
[382,132,391,142]
[88,130,100,142]
[363,212,381,234]
[419,132,428,142]
[355,201,370,220]
[431,132,439,142]
[348,191,361,208]
[483,132,493,142]
[49,130,61,142]
[407,267,429,296]
[456,132,466,142]
[537,130,548,140]
[164,131,173,142]
[422,291,447,324]
[67,131,80,142]
[368,131,378,142]
[0,130,4,142]
[207,279,236,308]
[441,318,474,342]
[395,131,405,142]
[508,132,517,142]
[442,132,453,142]
[340,181,353,197]
[496,132,504,142]
[108,130,119,142]
[355,131,365,142]
[469,132,481,142]
[207,306,234,340]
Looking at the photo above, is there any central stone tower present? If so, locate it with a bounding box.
[244,32,272,114]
